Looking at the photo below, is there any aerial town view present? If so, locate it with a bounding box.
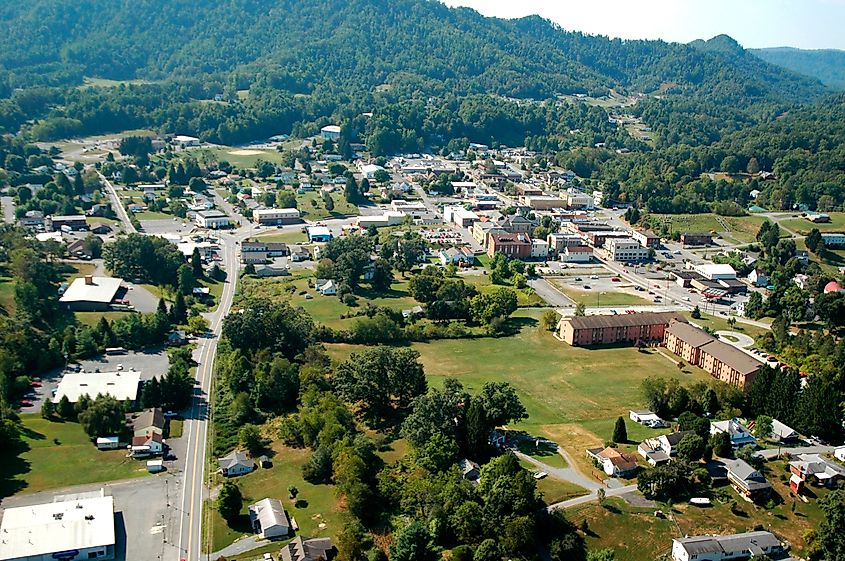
[0,1,844,561]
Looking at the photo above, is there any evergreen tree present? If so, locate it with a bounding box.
[141,377,162,408]
[612,416,628,444]
[465,397,489,458]
[344,176,359,203]
[171,292,188,324]
[217,481,243,523]
[57,395,74,419]
[191,248,203,278]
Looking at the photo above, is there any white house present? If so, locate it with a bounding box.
[130,432,164,457]
[629,410,663,425]
[315,279,338,296]
[711,418,757,447]
[321,125,341,140]
[249,498,290,539]
[96,436,120,450]
[747,269,769,288]
[671,531,783,561]
[586,447,638,477]
[195,210,232,229]
[769,418,799,441]
[835,446,845,462]
[219,450,254,477]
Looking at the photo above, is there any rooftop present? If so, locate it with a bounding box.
[674,531,780,557]
[53,371,141,403]
[563,311,686,331]
[249,498,290,532]
[59,276,123,305]
[0,491,114,560]
[666,319,717,348]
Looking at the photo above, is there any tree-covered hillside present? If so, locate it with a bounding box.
[752,47,845,90]
[0,0,825,105]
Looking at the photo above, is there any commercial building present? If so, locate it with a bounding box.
[821,232,845,248]
[48,215,88,231]
[602,237,650,262]
[487,232,532,259]
[0,489,116,561]
[680,232,713,246]
[523,196,564,210]
[320,125,341,140]
[59,275,123,311]
[547,233,584,254]
[530,238,549,259]
[306,226,333,243]
[631,230,660,248]
[195,210,232,229]
[694,263,737,281]
[559,245,593,263]
[355,211,405,229]
[663,320,763,390]
[471,222,506,247]
[444,206,479,228]
[53,370,141,404]
[564,191,594,210]
[671,531,783,561]
[241,241,289,257]
[559,312,685,347]
[253,208,302,225]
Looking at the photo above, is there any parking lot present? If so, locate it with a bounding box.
[21,349,171,413]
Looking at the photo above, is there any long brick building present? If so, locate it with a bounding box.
[558,312,686,347]
[663,319,763,390]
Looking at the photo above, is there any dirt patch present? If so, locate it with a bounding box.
[228,149,263,156]
[538,423,606,483]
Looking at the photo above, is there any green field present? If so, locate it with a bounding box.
[779,212,845,234]
[74,311,134,327]
[682,311,768,340]
[188,147,290,169]
[0,415,149,497]
[327,309,713,434]
[255,231,308,244]
[206,445,343,553]
[551,282,652,307]
[461,273,544,307]
[0,276,15,315]
[649,214,767,244]
[296,191,359,221]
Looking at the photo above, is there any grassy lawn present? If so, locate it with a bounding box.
[461,273,544,307]
[255,231,308,244]
[516,440,568,468]
[649,214,766,244]
[168,419,184,438]
[780,212,845,234]
[206,445,343,553]
[516,459,587,504]
[136,211,174,220]
[297,191,359,221]
[567,466,828,561]
[63,261,98,281]
[188,147,290,169]
[551,282,652,307]
[0,276,15,315]
[327,309,713,436]
[0,415,149,498]
[682,311,767,340]
[75,311,134,327]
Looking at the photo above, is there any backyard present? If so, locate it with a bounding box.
[0,415,149,498]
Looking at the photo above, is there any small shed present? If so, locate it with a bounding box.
[147,459,165,473]
[259,455,272,468]
[96,436,120,450]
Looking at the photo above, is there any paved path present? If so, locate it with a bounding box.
[529,278,576,308]
[1,196,15,224]
[211,535,271,559]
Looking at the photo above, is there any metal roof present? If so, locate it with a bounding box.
[59,276,123,304]
[53,371,141,403]
[564,311,685,331]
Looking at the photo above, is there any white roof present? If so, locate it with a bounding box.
[307,226,331,237]
[177,241,218,257]
[253,208,300,217]
[361,164,384,174]
[250,498,290,531]
[53,371,141,403]
[36,231,63,243]
[173,135,199,142]
[0,492,114,560]
[321,125,341,133]
[695,263,737,278]
[59,276,123,304]
[771,419,798,439]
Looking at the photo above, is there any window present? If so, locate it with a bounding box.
[88,552,98,559]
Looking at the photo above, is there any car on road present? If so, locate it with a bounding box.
[583,285,591,290]
[683,297,690,301]
[533,471,548,480]
[19,400,32,407]
[574,277,582,281]
[30,380,42,387]
[611,277,621,282]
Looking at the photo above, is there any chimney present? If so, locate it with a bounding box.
[84,275,93,285]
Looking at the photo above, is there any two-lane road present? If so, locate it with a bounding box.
[98,171,137,233]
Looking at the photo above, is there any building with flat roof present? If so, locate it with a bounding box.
[487,232,532,259]
[603,237,650,262]
[0,489,116,561]
[821,232,845,248]
[253,208,302,225]
[196,210,232,229]
[444,206,479,228]
[632,229,660,248]
[59,275,123,311]
[47,215,88,232]
[306,226,333,243]
[694,263,737,281]
[321,125,341,140]
[680,232,713,247]
[559,312,685,347]
[671,531,782,561]
[53,371,141,403]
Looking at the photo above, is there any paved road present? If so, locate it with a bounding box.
[98,171,136,233]
[529,278,576,308]
[1,196,15,224]
[756,445,834,460]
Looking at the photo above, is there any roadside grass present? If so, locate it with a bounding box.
[74,311,134,327]
[515,459,586,504]
[682,311,767,341]
[550,282,652,307]
[135,211,174,220]
[254,231,308,244]
[0,276,16,315]
[0,415,148,498]
[206,445,343,553]
[516,440,568,469]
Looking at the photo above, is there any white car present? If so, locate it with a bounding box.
[533,471,548,480]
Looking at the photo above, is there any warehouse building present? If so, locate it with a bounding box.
[0,489,116,561]
[253,208,302,226]
[53,370,142,404]
[59,276,124,312]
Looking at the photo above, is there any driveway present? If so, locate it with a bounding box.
[714,330,754,349]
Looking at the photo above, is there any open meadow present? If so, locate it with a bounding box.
[648,214,767,244]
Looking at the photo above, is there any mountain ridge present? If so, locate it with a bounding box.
[751,46,845,90]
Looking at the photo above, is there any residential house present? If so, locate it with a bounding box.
[671,531,783,561]
[130,432,164,457]
[747,269,769,288]
[460,459,480,482]
[127,408,165,437]
[315,279,337,296]
[280,537,334,561]
[710,418,757,448]
[248,498,290,539]
[835,446,845,462]
[586,447,639,477]
[638,430,696,466]
[769,419,799,442]
[167,330,188,346]
[789,453,845,489]
[219,450,255,477]
[629,410,667,428]
[291,246,311,262]
[439,247,475,266]
[254,265,290,278]
[723,458,772,501]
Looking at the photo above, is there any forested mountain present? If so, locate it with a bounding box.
[0,0,825,102]
[752,47,845,90]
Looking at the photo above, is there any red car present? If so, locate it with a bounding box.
[30,380,42,387]
[20,400,33,407]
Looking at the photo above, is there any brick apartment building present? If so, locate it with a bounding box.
[558,312,686,347]
[487,232,532,259]
[663,319,763,390]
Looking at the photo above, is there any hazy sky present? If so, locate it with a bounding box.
[443,0,845,50]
